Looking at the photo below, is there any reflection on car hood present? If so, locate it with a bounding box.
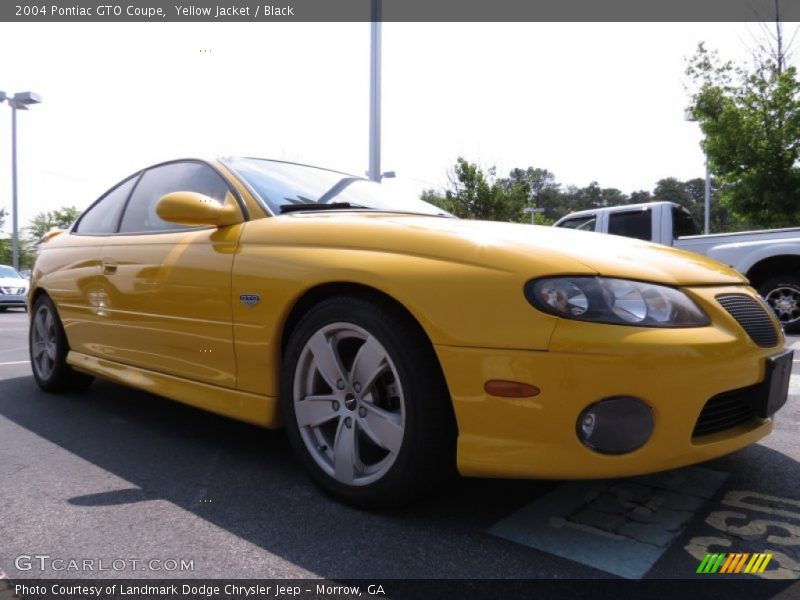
[257,212,747,286]
[0,277,27,287]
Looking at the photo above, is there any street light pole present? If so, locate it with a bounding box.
[11,100,18,270]
[2,91,42,270]
[368,0,381,182]
[684,110,711,234]
[704,159,711,235]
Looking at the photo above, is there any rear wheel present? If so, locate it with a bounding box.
[758,276,800,334]
[29,295,94,392]
[281,296,456,508]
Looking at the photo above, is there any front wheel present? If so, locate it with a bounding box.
[29,295,94,392]
[281,296,456,508]
[758,276,800,334]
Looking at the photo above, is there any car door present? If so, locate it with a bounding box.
[94,160,244,388]
[46,174,140,355]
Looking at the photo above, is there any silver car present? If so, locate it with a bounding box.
[0,265,28,311]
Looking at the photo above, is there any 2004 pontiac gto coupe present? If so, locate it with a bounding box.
[28,157,793,506]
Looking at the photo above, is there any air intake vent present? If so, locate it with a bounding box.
[693,387,759,438]
[716,294,779,348]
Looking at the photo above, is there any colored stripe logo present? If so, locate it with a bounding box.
[697,553,773,574]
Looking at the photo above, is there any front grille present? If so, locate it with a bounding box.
[716,294,779,348]
[0,287,25,295]
[693,386,760,438]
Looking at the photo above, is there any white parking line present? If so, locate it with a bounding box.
[0,360,29,366]
[791,375,800,396]
[489,466,729,579]
[0,346,28,354]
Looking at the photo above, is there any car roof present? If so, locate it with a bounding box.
[218,156,362,180]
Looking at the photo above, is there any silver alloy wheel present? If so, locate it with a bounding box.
[765,286,800,327]
[31,304,57,380]
[293,322,406,487]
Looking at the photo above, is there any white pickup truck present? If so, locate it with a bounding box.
[553,201,800,332]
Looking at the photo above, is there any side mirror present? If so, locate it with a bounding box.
[156,191,242,227]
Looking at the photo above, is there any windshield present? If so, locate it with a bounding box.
[0,266,21,279]
[223,157,448,217]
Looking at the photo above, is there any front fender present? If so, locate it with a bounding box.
[230,244,559,396]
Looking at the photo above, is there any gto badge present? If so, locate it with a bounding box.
[240,294,261,307]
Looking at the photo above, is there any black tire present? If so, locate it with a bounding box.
[280,296,457,508]
[758,275,800,334]
[29,295,94,392]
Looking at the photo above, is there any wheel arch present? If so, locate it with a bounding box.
[30,286,50,305]
[745,254,800,288]
[29,286,53,315]
[280,281,436,358]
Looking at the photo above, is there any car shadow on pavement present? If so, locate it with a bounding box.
[0,375,572,579]
[0,373,799,584]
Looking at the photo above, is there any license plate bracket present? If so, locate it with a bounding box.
[757,349,794,418]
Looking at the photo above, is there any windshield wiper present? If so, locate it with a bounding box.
[279,202,372,214]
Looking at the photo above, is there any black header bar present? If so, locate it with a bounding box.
[3,0,800,23]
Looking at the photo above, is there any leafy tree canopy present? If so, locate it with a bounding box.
[26,206,81,246]
[686,28,800,228]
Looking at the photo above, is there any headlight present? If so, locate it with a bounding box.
[524,276,709,327]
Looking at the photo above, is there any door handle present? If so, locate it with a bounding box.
[101,258,117,275]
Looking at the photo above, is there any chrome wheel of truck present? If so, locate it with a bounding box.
[759,276,800,333]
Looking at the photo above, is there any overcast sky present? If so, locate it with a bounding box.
[0,21,796,232]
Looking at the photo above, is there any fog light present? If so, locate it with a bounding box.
[576,396,654,455]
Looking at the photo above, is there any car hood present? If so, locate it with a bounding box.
[262,212,746,286]
[0,277,27,287]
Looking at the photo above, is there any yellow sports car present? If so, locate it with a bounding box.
[29,157,793,506]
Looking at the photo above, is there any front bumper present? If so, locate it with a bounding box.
[0,293,27,307]
[436,285,784,479]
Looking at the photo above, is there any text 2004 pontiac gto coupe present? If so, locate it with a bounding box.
[28,157,792,506]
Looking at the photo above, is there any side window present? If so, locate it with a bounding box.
[557,215,596,231]
[119,162,230,233]
[608,210,652,241]
[673,206,700,238]
[74,175,138,235]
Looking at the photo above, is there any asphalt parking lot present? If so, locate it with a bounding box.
[2,307,800,582]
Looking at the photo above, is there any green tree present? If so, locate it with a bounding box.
[600,187,628,207]
[686,24,800,228]
[0,237,34,269]
[426,158,528,222]
[653,177,693,205]
[422,157,744,232]
[27,206,81,246]
[629,190,653,204]
[507,167,564,221]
